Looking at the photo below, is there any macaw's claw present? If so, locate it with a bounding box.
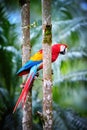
[35,72,39,77]
[34,72,39,79]
[20,83,25,89]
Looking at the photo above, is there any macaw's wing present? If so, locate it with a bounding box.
[17,60,42,76]
[17,49,43,76]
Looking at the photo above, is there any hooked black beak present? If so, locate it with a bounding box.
[60,48,67,55]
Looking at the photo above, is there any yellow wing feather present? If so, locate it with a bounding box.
[30,51,43,61]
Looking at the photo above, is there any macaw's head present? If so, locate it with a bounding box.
[59,43,68,55]
[52,43,68,55]
[52,43,68,62]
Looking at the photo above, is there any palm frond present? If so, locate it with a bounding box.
[53,104,87,130]
[0,87,22,130]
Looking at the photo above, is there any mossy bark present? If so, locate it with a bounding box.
[19,0,32,130]
[42,0,53,130]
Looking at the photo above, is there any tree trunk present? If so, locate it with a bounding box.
[42,0,53,130]
[19,0,32,130]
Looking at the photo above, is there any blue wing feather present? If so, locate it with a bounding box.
[17,60,42,76]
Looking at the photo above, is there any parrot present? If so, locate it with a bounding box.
[13,43,67,113]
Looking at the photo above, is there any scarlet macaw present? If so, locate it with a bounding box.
[13,43,67,112]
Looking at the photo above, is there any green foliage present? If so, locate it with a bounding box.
[53,105,87,130]
[0,4,21,95]
[0,4,22,130]
[0,88,22,130]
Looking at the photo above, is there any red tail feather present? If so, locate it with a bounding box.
[13,74,33,113]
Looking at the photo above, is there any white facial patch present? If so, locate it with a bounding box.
[60,45,65,52]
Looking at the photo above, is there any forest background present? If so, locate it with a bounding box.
[0,0,87,129]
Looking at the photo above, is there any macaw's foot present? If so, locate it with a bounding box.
[34,72,39,79]
[20,82,25,89]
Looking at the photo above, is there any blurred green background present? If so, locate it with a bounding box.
[0,0,87,129]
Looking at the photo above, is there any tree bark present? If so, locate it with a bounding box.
[42,0,53,130]
[19,0,32,130]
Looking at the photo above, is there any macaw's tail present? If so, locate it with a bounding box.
[13,65,38,113]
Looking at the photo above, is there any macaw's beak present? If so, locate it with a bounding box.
[60,48,67,55]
